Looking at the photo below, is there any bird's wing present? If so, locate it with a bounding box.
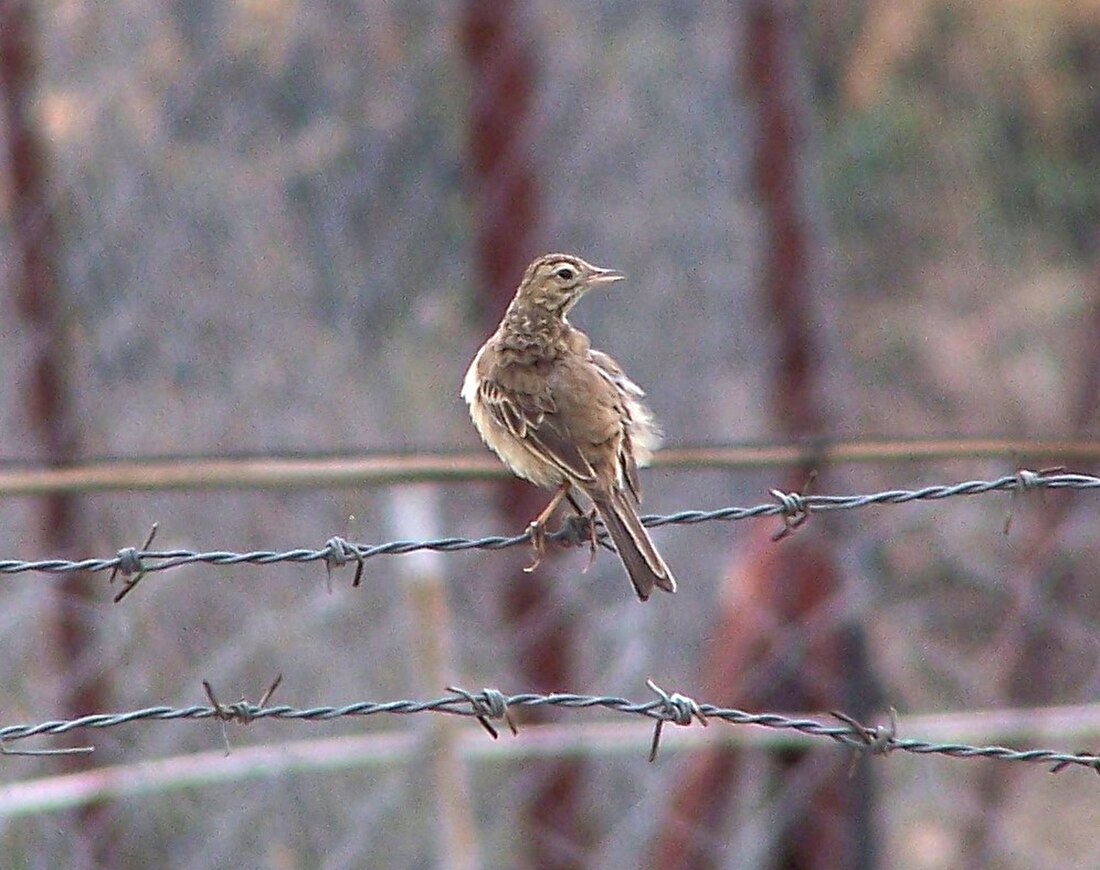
[477,378,599,485]
[588,349,646,398]
[587,350,650,499]
[588,348,662,478]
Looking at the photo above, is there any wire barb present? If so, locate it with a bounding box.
[831,707,897,755]
[110,523,159,602]
[202,674,283,755]
[769,470,817,541]
[830,707,898,772]
[646,679,708,762]
[1003,466,1065,534]
[1048,751,1100,776]
[769,488,809,541]
[324,536,365,589]
[446,686,518,739]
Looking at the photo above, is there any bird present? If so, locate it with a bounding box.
[462,253,677,601]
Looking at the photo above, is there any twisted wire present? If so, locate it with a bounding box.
[0,470,1094,579]
[2,687,1098,774]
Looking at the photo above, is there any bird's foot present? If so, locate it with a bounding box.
[522,481,572,573]
[524,521,548,573]
[556,511,600,572]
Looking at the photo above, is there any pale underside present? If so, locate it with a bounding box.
[462,337,661,498]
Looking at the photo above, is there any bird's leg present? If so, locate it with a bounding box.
[524,482,571,573]
[579,506,599,573]
[549,492,601,571]
[561,493,601,570]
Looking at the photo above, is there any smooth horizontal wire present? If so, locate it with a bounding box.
[4,438,1100,497]
[0,471,1096,578]
[2,690,1099,773]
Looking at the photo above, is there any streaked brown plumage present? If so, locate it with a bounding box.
[462,253,677,600]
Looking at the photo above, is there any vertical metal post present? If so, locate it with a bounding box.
[651,4,879,867]
[0,3,110,867]
[461,5,589,865]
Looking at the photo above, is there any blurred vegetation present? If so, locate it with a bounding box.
[813,0,1100,269]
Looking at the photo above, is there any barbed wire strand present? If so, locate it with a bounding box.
[2,682,1099,775]
[0,469,1095,584]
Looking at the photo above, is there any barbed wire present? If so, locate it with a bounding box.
[0,469,1094,596]
[4,681,1100,774]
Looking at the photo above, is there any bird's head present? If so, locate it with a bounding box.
[514,254,625,316]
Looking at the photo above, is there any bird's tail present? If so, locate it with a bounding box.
[593,489,677,601]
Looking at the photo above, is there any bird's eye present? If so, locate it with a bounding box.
[555,267,576,281]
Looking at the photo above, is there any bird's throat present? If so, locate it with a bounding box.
[500,304,570,351]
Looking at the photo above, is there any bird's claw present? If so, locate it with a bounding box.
[580,510,599,573]
[551,511,601,572]
[523,492,598,573]
[524,521,547,573]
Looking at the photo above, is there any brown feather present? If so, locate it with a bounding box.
[461,253,679,599]
[591,489,677,601]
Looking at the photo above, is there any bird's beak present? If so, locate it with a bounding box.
[589,267,625,286]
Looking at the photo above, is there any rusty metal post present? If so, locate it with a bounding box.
[651,4,879,867]
[0,4,111,866]
[462,4,589,866]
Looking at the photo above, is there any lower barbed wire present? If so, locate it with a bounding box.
[0,684,1098,774]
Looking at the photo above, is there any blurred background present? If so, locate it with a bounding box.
[2,1,1100,867]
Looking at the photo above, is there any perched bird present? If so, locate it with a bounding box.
[462,253,677,600]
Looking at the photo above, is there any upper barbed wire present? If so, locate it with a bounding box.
[0,470,1094,580]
